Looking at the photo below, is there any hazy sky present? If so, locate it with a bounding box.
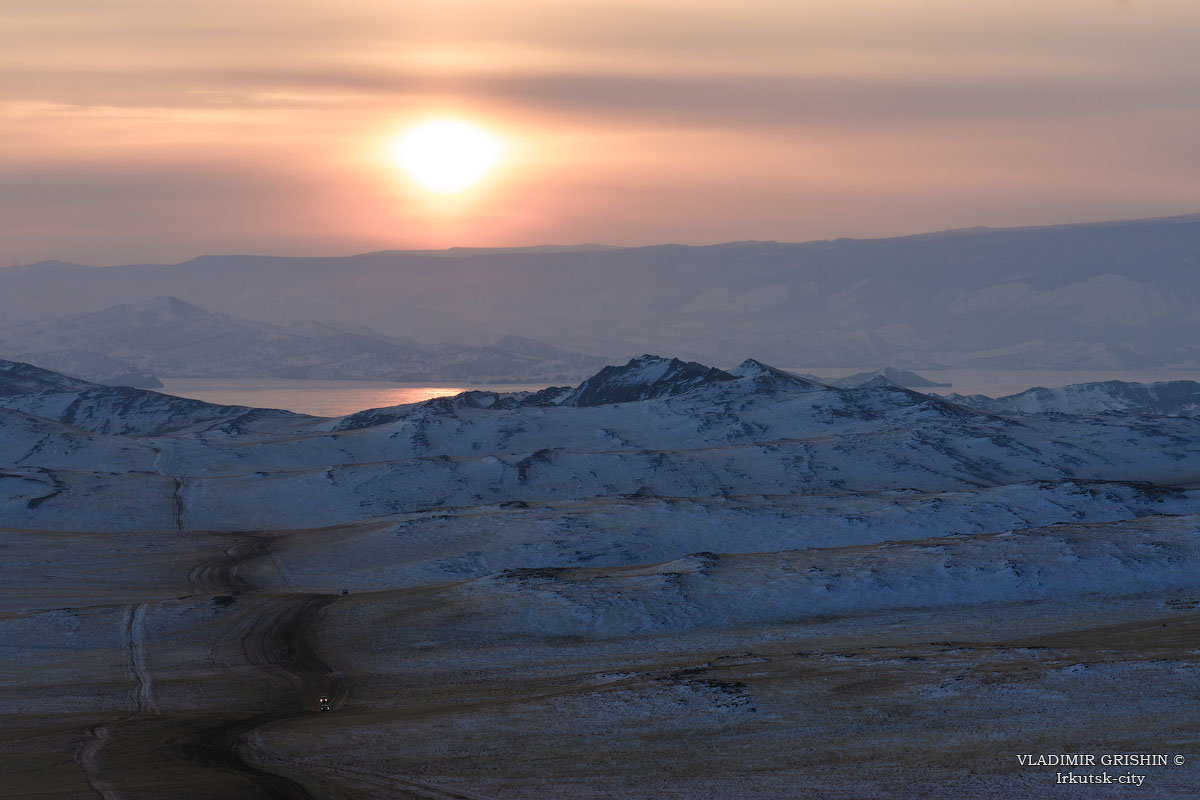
[3,0,1199,263]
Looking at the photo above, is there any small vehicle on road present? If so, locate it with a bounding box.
[318,696,331,712]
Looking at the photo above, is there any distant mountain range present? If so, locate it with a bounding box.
[2,214,1199,369]
[947,379,1200,417]
[1,348,162,388]
[0,297,610,384]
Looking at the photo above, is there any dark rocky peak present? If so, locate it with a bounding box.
[520,386,575,407]
[563,355,737,407]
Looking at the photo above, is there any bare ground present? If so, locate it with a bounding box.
[3,525,1198,799]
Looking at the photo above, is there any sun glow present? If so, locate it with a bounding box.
[395,120,502,194]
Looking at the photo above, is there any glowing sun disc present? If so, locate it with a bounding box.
[395,120,501,193]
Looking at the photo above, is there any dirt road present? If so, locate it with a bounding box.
[176,534,348,798]
[83,534,349,799]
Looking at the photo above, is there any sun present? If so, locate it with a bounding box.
[394,120,502,194]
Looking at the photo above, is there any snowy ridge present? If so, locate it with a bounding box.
[0,359,301,437]
[333,356,815,431]
[0,359,94,395]
[2,356,1198,533]
[454,514,1200,638]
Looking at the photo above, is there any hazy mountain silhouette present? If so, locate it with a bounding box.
[3,214,1198,369]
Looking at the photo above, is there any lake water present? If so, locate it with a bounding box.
[158,378,550,417]
[160,368,1200,417]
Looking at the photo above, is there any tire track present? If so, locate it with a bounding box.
[151,446,184,530]
[187,536,273,596]
[73,725,122,800]
[124,603,159,714]
[71,600,155,800]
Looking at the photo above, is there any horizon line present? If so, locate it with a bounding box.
[10,210,1200,270]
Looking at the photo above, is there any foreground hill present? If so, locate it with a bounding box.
[3,214,1199,368]
[3,355,1197,531]
[3,355,1199,798]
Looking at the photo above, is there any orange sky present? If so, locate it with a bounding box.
[2,0,1199,264]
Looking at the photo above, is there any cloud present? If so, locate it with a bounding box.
[3,0,1200,262]
[5,62,1198,132]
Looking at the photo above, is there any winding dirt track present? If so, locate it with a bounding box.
[171,534,348,799]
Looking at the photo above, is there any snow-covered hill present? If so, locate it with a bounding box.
[0,404,158,474]
[249,483,1200,595]
[0,359,94,395]
[947,379,1200,416]
[418,514,1200,639]
[2,355,1197,532]
[0,359,302,436]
